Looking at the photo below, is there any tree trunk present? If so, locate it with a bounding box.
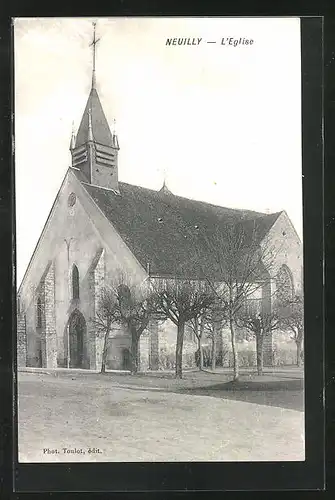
[175,320,185,379]
[256,333,264,376]
[296,337,302,367]
[199,316,204,370]
[211,333,216,371]
[229,316,239,381]
[130,329,139,375]
[199,341,204,371]
[220,328,225,367]
[100,326,110,374]
[197,337,204,370]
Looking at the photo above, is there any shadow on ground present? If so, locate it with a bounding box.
[178,378,304,412]
[19,370,304,412]
[100,377,304,412]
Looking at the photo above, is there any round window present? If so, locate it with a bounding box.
[68,192,77,207]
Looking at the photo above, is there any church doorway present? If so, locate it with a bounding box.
[122,348,131,370]
[68,310,86,368]
[36,337,43,367]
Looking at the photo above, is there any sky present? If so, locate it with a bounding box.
[14,17,302,285]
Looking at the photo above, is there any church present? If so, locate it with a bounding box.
[17,28,303,372]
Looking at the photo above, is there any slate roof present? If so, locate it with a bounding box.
[75,88,114,148]
[73,169,281,278]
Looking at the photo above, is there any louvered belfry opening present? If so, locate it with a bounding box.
[70,87,120,191]
[95,142,116,168]
[71,145,88,169]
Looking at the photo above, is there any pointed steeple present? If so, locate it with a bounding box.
[75,89,113,148]
[70,22,119,192]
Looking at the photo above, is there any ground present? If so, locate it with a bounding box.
[17,368,304,462]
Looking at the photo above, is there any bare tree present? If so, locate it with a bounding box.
[198,221,277,381]
[279,293,304,367]
[92,273,155,374]
[91,286,116,374]
[189,314,205,370]
[201,303,227,371]
[236,299,281,375]
[150,277,216,378]
[203,315,217,371]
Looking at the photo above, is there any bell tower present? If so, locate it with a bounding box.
[70,22,119,192]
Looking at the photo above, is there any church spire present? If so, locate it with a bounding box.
[70,23,119,192]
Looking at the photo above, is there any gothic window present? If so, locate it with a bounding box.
[72,264,80,299]
[244,297,261,316]
[276,265,294,302]
[36,296,43,328]
[117,284,131,313]
[117,284,131,302]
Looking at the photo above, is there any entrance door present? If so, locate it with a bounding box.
[122,348,131,370]
[36,336,43,367]
[68,310,86,368]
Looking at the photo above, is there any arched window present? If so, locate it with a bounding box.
[276,265,294,302]
[72,264,80,299]
[36,296,42,328]
[117,284,131,314]
[117,284,131,302]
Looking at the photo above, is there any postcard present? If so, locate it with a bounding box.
[15,17,305,465]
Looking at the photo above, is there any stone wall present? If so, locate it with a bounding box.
[262,211,303,294]
[44,263,57,368]
[17,306,27,367]
[90,249,105,370]
[139,334,150,371]
[261,280,274,366]
[149,319,159,370]
[24,290,39,367]
[260,212,303,365]
[19,169,147,371]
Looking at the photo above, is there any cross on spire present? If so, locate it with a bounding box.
[89,21,101,89]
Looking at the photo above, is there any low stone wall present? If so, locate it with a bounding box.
[17,311,27,368]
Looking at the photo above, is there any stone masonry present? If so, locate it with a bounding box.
[90,249,105,370]
[262,280,274,366]
[44,263,58,368]
[149,319,159,370]
[17,306,27,367]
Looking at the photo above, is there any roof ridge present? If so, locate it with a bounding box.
[116,181,267,217]
[253,210,283,220]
